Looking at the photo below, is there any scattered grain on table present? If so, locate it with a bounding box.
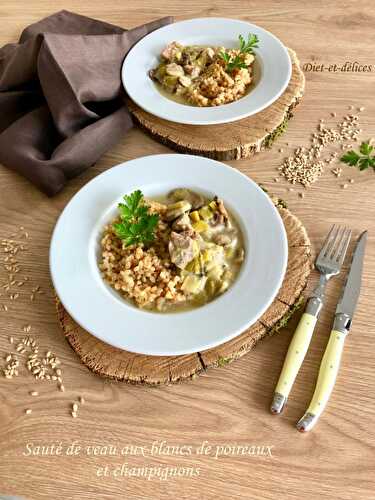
[0,229,45,313]
[275,110,363,193]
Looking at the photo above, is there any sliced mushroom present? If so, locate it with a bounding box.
[190,66,201,79]
[182,64,201,79]
[165,200,192,221]
[165,63,185,77]
[210,212,225,227]
[183,64,194,75]
[172,212,191,231]
[168,188,205,209]
[213,228,238,246]
[180,52,191,66]
[213,233,232,246]
[178,75,192,87]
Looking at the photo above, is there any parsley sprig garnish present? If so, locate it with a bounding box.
[219,33,259,73]
[341,140,375,171]
[113,190,159,247]
[218,51,247,72]
[239,33,259,54]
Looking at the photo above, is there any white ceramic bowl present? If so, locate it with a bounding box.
[50,154,288,355]
[122,18,291,125]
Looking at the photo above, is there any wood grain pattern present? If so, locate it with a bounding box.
[127,49,305,160]
[0,2,375,500]
[56,205,311,384]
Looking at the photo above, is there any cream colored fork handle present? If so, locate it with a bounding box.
[296,330,346,432]
[271,313,317,414]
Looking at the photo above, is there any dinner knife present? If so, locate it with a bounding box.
[296,230,367,432]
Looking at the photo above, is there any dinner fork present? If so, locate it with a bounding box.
[270,225,352,414]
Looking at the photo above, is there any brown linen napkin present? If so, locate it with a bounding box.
[0,10,172,196]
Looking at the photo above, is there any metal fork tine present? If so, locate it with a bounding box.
[332,227,348,260]
[319,224,337,257]
[329,226,346,260]
[327,225,343,259]
[316,225,352,276]
[337,229,352,265]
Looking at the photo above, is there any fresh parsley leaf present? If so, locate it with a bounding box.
[218,50,236,71]
[239,34,246,52]
[239,33,259,54]
[218,50,231,63]
[218,33,259,73]
[340,140,375,172]
[113,190,159,246]
[218,51,247,72]
[341,150,360,166]
[125,190,143,213]
[359,157,375,170]
[359,141,373,156]
[227,55,248,72]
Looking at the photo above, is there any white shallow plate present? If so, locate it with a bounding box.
[122,18,291,125]
[50,154,288,355]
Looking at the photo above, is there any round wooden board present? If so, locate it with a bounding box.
[56,198,312,385]
[126,48,305,161]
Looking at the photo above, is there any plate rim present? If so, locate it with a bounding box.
[122,17,292,125]
[50,154,288,355]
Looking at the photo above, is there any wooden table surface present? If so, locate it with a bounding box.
[0,1,374,499]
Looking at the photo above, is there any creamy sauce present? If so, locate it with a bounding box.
[101,190,246,314]
[146,193,245,313]
[153,57,262,107]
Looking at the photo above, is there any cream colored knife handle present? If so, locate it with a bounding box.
[296,330,346,432]
[271,313,317,414]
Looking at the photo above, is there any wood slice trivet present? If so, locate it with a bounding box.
[127,49,305,161]
[56,197,312,385]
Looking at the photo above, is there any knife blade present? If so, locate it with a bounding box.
[333,230,367,333]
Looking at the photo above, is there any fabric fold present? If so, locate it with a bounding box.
[0,10,173,196]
